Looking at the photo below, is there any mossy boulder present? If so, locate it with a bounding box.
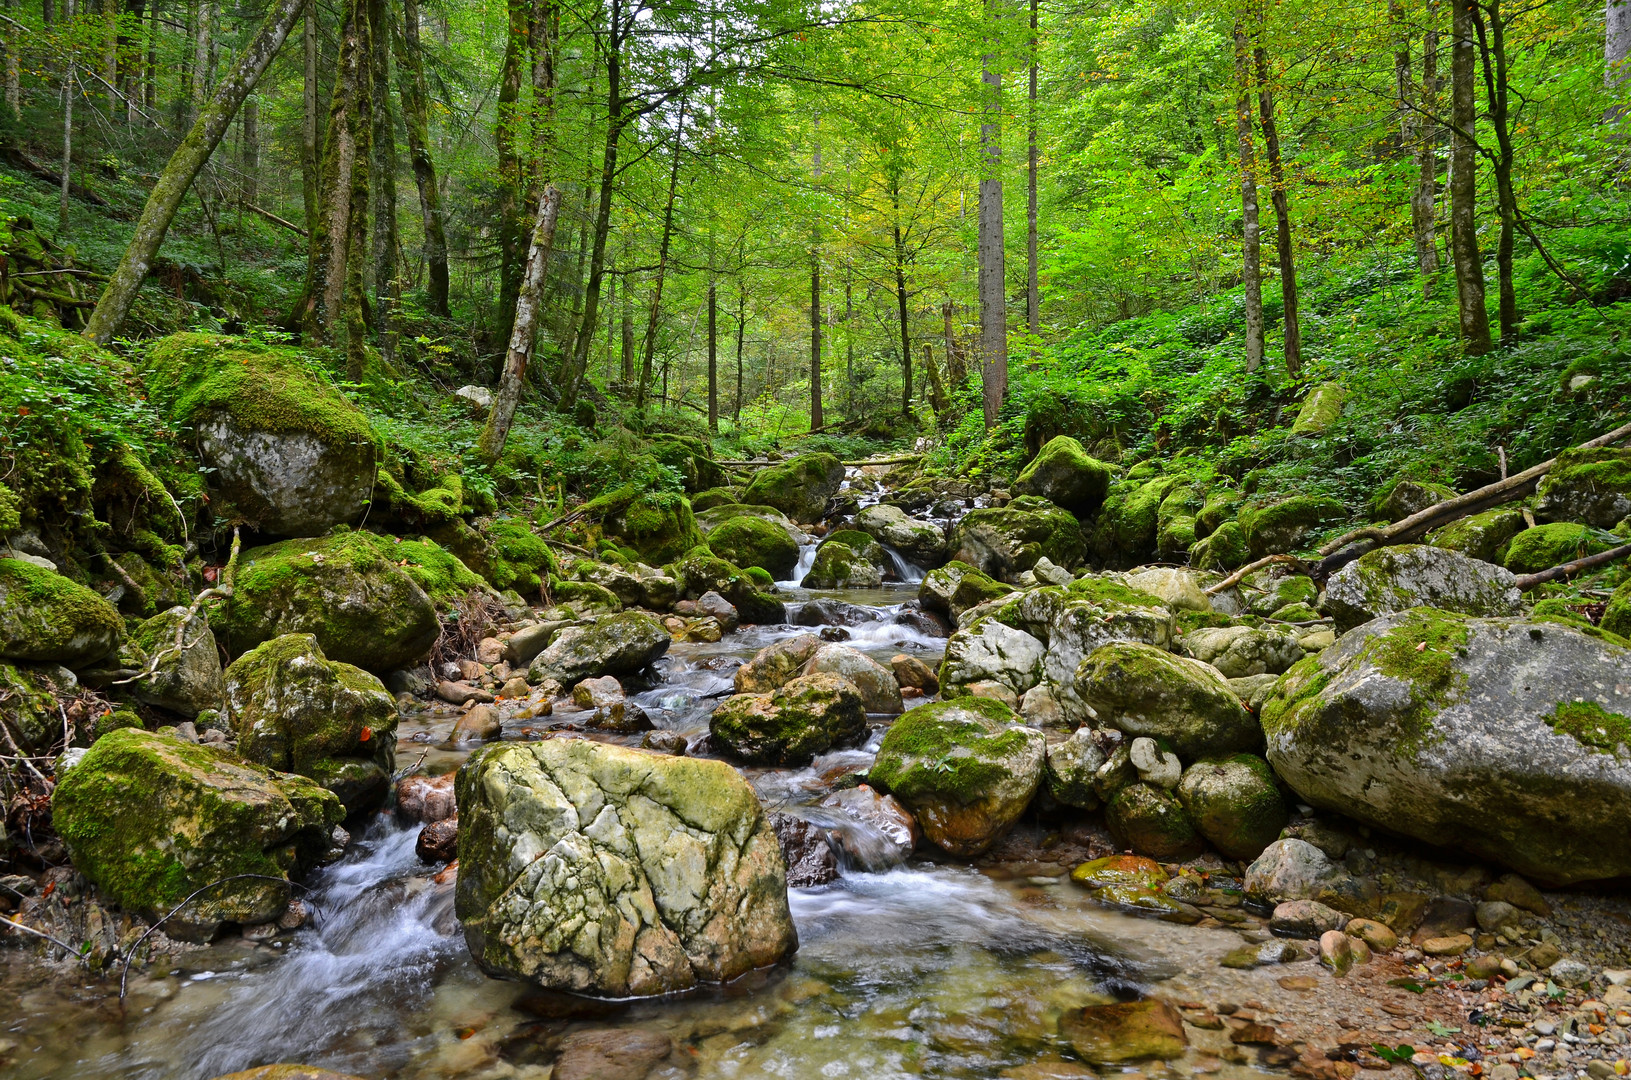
[0,557,122,668]
[0,660,67,752]
[918,560,1010,619]
[690,486,743,513]
[585,484,703,566]
[1012,436,1113,516]
[1429,507,1528,565]
[648,434,728,493]
[1240,496,1347,557]
[224,634,398,812]
[739,453,845,523]
[1377,479,1456,523]
[801,540,882,589]
[867,697,1045,857]
[938,617,1047,699]
[1105,783,1203,860]
[53,728,344,938]
[1176,755,1288,860]
[1196,487,1243,538]
[1290,383,1346,435]
[217,532,441,673]
[129,606,226,718]
[1321,544,1523,633]
[1536,447,1631,529]
[1178,624,1302,678]
[1155,483,1207,561]
[485,518,557,596]
[453,738,797,997]
[694,503,803,547]
[1605,580,1631,639]
[1260,608,1631,884]
[709,672,868,765]
[854,503,948,568]
[526,610,671,685]
[141,333,381,536]
[1076,641,1261,759]
[1502,522,1616,575]
[1061,999,1189,1064]
[1190,519,1250,571]
[950,497,1087,583]
[802,641,904,713]
[672,552,786,624]
[707,515,801,580]
[1091,476,1175,566]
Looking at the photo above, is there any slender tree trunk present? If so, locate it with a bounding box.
[144,0,157,115]
[634,98,686,413]
[735,279,745,425]
[1608,0,1629,92]
[809,114,822,431]
[1449,0,1491,354]
[620,281,634,384]
[706,280,718,433]
[1414,0,1442,288]
[341,0,373,381]
[394,0,449,316]
[101,0,116,119]
[85,0,309,343]
[189,0,213,119]
[1253,38,1299,374]
[60,0,75,237]
[368,0,397,364]
[492,0,527,345]
[1233,19,1264,373]
[301,4,318,241]
[298,0,368,342]
[925,342,946,415]
[978,0,1006,429]
[892,214,911,417]
[1471,0,1518,344]
[478,183,562,461]
[1026,0,1039,347]
[240,95,258,205]
[943,299,965,387]
[2,0,18,120]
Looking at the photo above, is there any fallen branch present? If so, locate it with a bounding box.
[842,455,921,467]
[1,146,110,206]
[113,527,241,688]
[1316,420,1631,577]
[241,201,307,237]
[536,508,587,534]
[1512,542,1631,591]
[1204,554,1311,596]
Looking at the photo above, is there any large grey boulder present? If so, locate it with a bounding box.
[129,606,225,718]
[709,672,867,765]
[801,642,903,713]
[454,738,798,996]
[948,497,1087,583]
[0,557,122,668]
[938,617,1047,699]
[1321,544,1523,633]
[1261,609,1631,884]
[1076,641,1261,759]
[739,453,845,523]
[527,611,671,685]
[855,503,948,568]
[918,561,1012,620]
[1179,625,1302,679]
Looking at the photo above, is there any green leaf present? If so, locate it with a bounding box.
[1425,1021,1461,1037]
[1387,978,1427,994]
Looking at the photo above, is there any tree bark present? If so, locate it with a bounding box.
[1449,0,1491,354]
[810,115,823,431]
[2,0,18,120]
[707,279,718,433]
[341,0,373,381]
[924,342,946,415]
[492,0,527,345]
[1026,0,1039,347]
[978,0,1006,429]
[620,279,634,384]
[1233,18,1264,374]
[84,0,308,344]
[240,95,258,206]
[943,299,965,388]
[1413,0,1442,287]
[368,0,397,364]
[60,0,75,236]
[1471,0,1518,345]
[893,215,911,416]
[735,278,746,424]
[144,0,157,115]
[1253,37,1299,374]
[634,97,686,413]
[1608,0,1629,90]
[189,0,213,120]
[301,3,318,247]
[394,0,449,316]
[299,0,369,345]
[478,182,562,462]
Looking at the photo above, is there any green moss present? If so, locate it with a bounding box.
[1258,653,1333,739]
[1195,487,1242,537]
[1065,575,1165,609]
[1542,700,1631,757]
[486,518,556,594]
[1290,383,1346,434]
[1176,609,1239,634]
[1239,495,1348,557]
[707,515,801,579]
[0,660,63,752]
[869,698,1029,805]
[1012,435,1113,514]
[1191,519,1250,571]
[1503,523,1616,575]
[743,565,775,588]
[740,452,844,522]
[551,579,623,613]
[1538,447,1631,505]
[691,486,743,512]
[1356,607,1470,757]
[1604,579,1631,638]
[0,483,21,535]
[375,468,467,526]
[584,482,703,565]
[0,557,124,666]
[1092,476,1175,562]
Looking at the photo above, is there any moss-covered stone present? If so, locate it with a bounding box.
[671,552,785,624]
[526,610,672,684]
[1012,436,1113,515]
[485,518,556,595]
[0,660,65,752]
[690,486,744,513]
[1156,483,1206,561]
[1290,383,1346,435]
[919,560,1011,619]
[584,483,703,565]
[0,483,21,535]
[1240,496,1347,557]
[129,606,225,718]
[648,434,728,493]
[218,531,441,672]
[1604,579,1631,639]
[53,728,344,938]
[740,452,845,523]
[1536,446,1631,529]
[1076,641,1261,758]
[801,540,883,589]
[1196,487,1243,538]
[1191,519,1250,571]
[951,498,1087,583]
[709,672,868,765]
[141,333,381,536]
[1091,476,1175,565]
[1105,783,1203,860]
[1176,754,1288,860]
[1502,522,1616,575]
[1376,478,1456,523]
[707,515,801,579]
[1429,507,1528,565]
[1541,700,1631,757]
[225,634,398,811]
[0,557,122,668]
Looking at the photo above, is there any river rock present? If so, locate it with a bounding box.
[1175,754,1288,860]
[1272,899,1346,938]
[855,503,948,567]
[1242,496,1347,558]
[707,515,802,580]
[1060,1000,1188,1064]
[1536,446,1631,528]
[206,1069,369,1080]
[1245,838,1349,906]
[1105,782,1202,859]
[792,598,883,628]
[937,617,1047,700]
[451,703,503,742]
[218,532,442,672]
[917,560,1011,619]
[1428,507,1530,565]
[1261,609,1631,883]
[224,634,398,812]
[572,675,626,709]
[1044,728,1107,809]
[734,634,823,693]
[890,653,939,695]
[454,738,797,997]
[1320,545,1523,632]
[868,698,1046,857]
[53,727,344,939]
[0,661,69,752]
[1012,436,1113,516]
[1378,479,1454,523]
[1122,567,1210,612]
[740,453,845,523]
[128,606,225,717]
[671,552,786,625]
[801,540,883,589]
[1178,625,1302,679]
[0,557,122,668]
[1076,641,1261,759]
[949,497,1087,583]
[397,772,456,823]
[820,785,920,863]
[802,643,903,713]
[416,817,459,863]
[710,672,867,765]
[527,611,670,685]
[553,1028,675,1080]
[769,813,840,887]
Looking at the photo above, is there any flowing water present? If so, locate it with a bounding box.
[0,503,1291,1080]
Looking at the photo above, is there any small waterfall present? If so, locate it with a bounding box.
[780,538,820,586]
[880,543,924,584]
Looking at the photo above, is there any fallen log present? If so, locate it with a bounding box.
[1203,554,1312,596]
[1512,542,1631,591]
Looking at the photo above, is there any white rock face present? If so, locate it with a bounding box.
[455,384,494,408]
[196,416,374,537]
[938,618,1047,697]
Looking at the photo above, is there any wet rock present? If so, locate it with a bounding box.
[1060,999,1188,1064]
[588,702,654,733]
[0,557,123,668]
[1245,838,1348,906]
[1179,625,1302,679]
[1076,641,1261,759]
[890,654,939,696]
[451,703,503,742]
[527,611,671,686]
[225,634,397,812]
[855,503,948,568]
[572,675,625,710]
[53,728,344,940]
[552,1028,675,1080]
[950,497,1087,583]
[1320,545,1523,633]
[1261,609,1631,884]
[769,812,840,887]
[1272,899,1346,938]
[1044,728,1106,809]
[938,618,1046,699]
[803,642,903,713]
[734,634,823,693]
[1175,754,1288,861]
[1070,854,1166,889]
[819,626,849,642]
[128,606,225,717]
[707,515,801,580]
[503,621,561,666]
[640,729,687,755]
[868,697,1045,857]
[710,673,867,765]
[918,560,1011,620]
[740,452,845,523]
[893,601,952,638]
[1128,737,1180,788]
[1012,436,1113,516]
[1222,940,1304,969]
[696,590,740,630]
[793,598,885,628]
[499,675,532,699]
[1105,782,1202,859]
[801,539,884,589]
[397,772,456,823]
[820,785,919,862]
[206,1068,369,1080]
[416,817,458,862]
[1319,929,1355,975]
[1345,918,1397,952]
[436,680,493,705]
[454,738,797,997]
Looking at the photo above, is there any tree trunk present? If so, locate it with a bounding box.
[924,342,946,415]
[978,0,1006,430]
[368,0,397,364]
[85,0,308,344]
[1449,0,1491,354]
[478,182,562,462]
[810,114,822,431]
[943,299,965,387]
[1608,0,1629,91]
[144,0,157,115]
[1233,19,1264,373]
[341,0,373,381]
[1414,0,1442,287]
[299,0,368,343]
[734,279,745,424]
[101,0,116,119]
[1471,0,1518,345]
[707,279,718,433]
[189,0,213,120]
[301,4,318,243]
[634,97,686,413]
[60,0,74,236]
[893,218,911,416]
[240,95,258,205]
[493,0,528,346]
[620,281,633,384]
[3,0,18,120]
[394,0,449,316]
[1253,38,1299,374]
[1025,0,1039,347]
